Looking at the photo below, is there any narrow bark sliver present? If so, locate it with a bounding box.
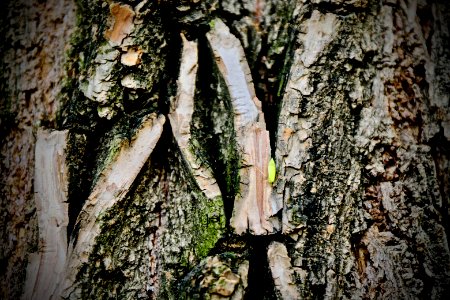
[59,113,165,299]
[207,19,281,235]
[267,241,300,299]
[23,130,69,300]
[169,34,221,200]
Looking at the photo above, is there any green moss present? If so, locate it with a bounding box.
[194,195,225,259]
[174,149,225,266]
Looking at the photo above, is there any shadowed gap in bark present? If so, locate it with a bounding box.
[429,129,450,242]
[255,28,297,158]
[191,36,240,227]
[227,14,298,158]
[245,235,276,299]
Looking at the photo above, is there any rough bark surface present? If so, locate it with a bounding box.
[1,0,449,299]
[267,241,300,299]
[0,0,75,298]
[275,0,450,298]
[61,114,165,299]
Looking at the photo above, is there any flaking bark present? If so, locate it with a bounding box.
[169,34,222,200]
[60,114,164,299]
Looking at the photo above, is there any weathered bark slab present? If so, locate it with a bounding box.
[60,114,165,299]
[207,19,281,235]
[77,1,168,121]
[178,254,249,299]
[267,241,300,300]
[276,2,450,298]
[276,9,342,236]
[169,34,221,200]
[22,130,69,300]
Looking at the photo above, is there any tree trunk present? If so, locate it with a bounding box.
[1,0,449,299]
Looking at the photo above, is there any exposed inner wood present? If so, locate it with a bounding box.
[59,114,165,299]
[169,34,221,199]
[207,19,281,235]
[121,47,142,66]
[104,3,135,45]
[22,130,69,300]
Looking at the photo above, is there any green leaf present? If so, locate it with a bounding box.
[268,158,276,183]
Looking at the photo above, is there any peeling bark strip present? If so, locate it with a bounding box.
[207,19,259,128]
[267,242,300,300]
[60,114,165,299]
[22,130,69,300]
[169,34,221,199]
[207,19,281,235]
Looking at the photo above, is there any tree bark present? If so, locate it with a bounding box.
[1,0,449,299]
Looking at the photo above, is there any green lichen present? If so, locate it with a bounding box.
[58,0,109,130]
[92,111,155,187]
[92,136,123,186]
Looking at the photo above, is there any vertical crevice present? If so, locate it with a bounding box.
[190,37,240,227]
[251,21,298,158]
[245,235,286,299]
[66,131,97,237]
